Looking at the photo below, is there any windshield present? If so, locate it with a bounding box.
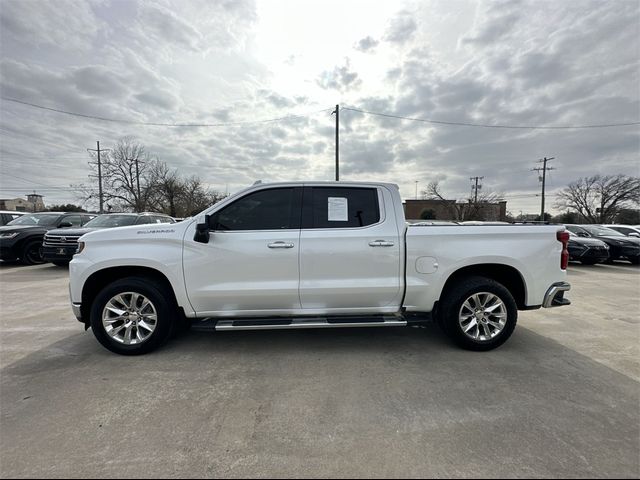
[7,213,60,226]
[582,225,625,237]
[83,215,138,228]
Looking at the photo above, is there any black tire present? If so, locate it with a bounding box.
[629,256,640,265]
[580,259,599,265]
[90,276,176,355]
[437,276,518,351]
[52,260,70,267]
[21,240,45,265]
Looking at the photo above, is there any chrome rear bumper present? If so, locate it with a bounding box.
[71,302,83,321]
[543,282,571,308]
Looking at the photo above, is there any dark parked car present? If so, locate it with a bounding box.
[0,210,25,226]
[604,224,640,238]
[0,212,96,265]
[42,212,175,266]
[566,230,609,265]
[566,224,640,265]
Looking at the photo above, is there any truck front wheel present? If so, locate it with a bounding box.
[438,276,518,351]
[89,277,176,355]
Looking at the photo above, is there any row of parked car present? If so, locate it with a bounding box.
[409,220,640,265]
[565,224,640,265]
[0,211,175,266]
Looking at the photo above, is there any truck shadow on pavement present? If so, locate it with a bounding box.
[1,322,638,478]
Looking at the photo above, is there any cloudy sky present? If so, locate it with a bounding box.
[0,0,638,214]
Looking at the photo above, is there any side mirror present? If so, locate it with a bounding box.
[194,214,212,244]
[629,232,640,238]
[578,232,589,237]
[58,221,73,228]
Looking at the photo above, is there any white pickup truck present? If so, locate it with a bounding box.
[69,181,571,355]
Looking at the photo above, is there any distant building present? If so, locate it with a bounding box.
[404,198,507,221]
[0,194,46,212]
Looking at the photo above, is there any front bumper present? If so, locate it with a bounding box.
[619,245,640,259]
[569,245,609,262]
[543,282,571,308]
[42,245,77,262]
[0,238,20,260]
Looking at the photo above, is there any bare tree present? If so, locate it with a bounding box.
[100,137,160,212]
[147,161,183,217]
[147,162,226,217]
[179,176,226,217]
[555,175,640,223]
[425,181,503,221]
[77,137,226,215]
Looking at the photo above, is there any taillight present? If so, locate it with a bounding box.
[557,231,570,270]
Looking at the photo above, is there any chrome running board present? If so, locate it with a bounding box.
[211,316,407,331]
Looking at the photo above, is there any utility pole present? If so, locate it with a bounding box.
[331,104,339,181]
[415,181,418,200]
[532,157,555,222]
[87,141,109,214]
[470,176,484,204]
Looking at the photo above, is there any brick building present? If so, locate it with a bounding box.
[404,198,507,221]
[0,194,46,212]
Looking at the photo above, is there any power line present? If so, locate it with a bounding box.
[0,171,67,188]
[342,106,640,130]
[1,97,332,127]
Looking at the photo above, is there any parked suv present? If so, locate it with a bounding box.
[43,212,175,266]
[0,212,96,265]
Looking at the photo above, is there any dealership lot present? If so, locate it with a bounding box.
[0,262,638,478]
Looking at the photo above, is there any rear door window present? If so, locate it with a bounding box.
[303,187,380,229]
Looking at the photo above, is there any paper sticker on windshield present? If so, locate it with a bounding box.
[328,197,348,221]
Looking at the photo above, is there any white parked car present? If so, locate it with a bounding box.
[69,181,571,355]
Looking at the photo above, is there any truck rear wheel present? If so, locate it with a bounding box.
[89,277,176,355]
[438,276,517,351]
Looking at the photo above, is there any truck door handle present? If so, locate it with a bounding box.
[368,240,395,247]
[268,241,294,249]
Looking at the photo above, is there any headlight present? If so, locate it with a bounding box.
[0,232,19,239]
[76,241,85,254]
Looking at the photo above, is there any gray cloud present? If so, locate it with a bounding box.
[354,36,379,52]
[256,89,296,109]
[317,58,362,91]
[0,0,638,215]
[0,0,99,52]
[72,66,129,98]
[133,90,179,110]
[384,10,417,44]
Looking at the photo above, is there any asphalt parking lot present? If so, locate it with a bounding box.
[1,261,639,478]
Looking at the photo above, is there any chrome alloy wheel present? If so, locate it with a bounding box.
[458,292,507,342]
[102,292,158,345]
